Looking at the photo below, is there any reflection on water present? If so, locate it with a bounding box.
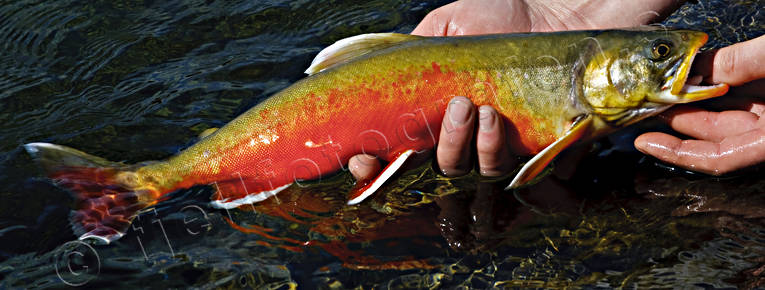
[0,0,763,288]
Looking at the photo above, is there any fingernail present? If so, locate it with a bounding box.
[478,107,495,132]
[448,98,470,126]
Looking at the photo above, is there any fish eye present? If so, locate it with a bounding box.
[651,41,672,60]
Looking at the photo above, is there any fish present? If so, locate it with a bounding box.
[24,28,729,244]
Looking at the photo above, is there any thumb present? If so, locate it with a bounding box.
[411,2,458,36]
[693,35,765,86]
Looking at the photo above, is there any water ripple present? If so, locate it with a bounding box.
[0,0,763,288]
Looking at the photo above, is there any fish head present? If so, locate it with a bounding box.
[580,29,728,127]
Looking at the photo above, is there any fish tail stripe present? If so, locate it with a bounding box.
[24,142,159,244]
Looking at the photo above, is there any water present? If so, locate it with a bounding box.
[0,0,763,288]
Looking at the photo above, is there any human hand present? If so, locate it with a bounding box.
[343,0,687,251]
[410,0,685,36]
[348,96,516,180]
[635,35,765,175]
[349,0,685,181]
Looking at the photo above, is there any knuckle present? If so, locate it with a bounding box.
[715,47,741,81]
[477,152,513,177]
[476,141,502,155]
[442,130,472,148]
[719,52,736,75]
[705,156,728,176]
[476,133,504,155]
[436,150,462,169]
[476,138,505,154]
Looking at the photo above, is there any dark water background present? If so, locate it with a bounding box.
[0,0,763,288]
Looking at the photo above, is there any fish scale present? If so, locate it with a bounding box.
[25,28,728,244]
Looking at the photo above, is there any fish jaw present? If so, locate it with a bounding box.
[648,32,729,104]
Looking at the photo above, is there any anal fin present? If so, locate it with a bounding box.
[506,114,593,189]
[347,149,415,205]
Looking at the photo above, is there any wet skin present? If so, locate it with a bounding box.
[352,0,765,185]
[635,35,765,175]
[348,0,765,250]
[350,0,691,181]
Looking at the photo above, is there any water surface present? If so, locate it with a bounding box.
[0,0,764,288]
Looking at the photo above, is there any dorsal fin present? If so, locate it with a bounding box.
[305,33,422,75]
[198,127,218,139]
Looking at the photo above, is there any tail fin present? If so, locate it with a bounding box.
[24,143,159,244]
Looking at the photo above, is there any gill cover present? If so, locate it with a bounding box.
[581,29,728,126]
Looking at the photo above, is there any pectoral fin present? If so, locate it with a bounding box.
[506,114,593,190]
[305,33,422,75]
[347,149,415,205]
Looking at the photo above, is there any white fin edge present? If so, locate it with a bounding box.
[305,33,420,75]
[210,183,292,209]
[347,149,414,205]
[24,142,52,154]
[80,231,124,245]
[506,115,592,190]
[198,127,219,139]
[24,142,116,167]
[506,141,561,190]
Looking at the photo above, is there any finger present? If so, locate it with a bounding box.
[348,154,381,181]
[411,1,458,36]
[570,0,685,27]
[437,96,476,177]
[664,106,760,142]
[411,0,531,36]
[692,35,765,86]
[635,129,765,175]
[475,106,516,176]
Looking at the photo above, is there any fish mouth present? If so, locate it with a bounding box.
[648,33,729,104]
